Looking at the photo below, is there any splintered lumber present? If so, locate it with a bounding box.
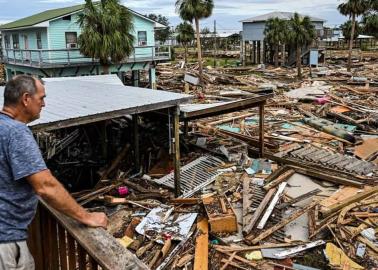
[288,165,363,188]
[220,252,237,270]
[273,240,326,259]
[257,182,287,229]
[136,242,154,258]
[214,242,300,253]
[215,248,258,269]
[321,186,378,217]
[243,188,276,235]
[278,188,321,210]
[170,198,201,205]
[220,259,248,270]
[247,201,318,244]
[263,170,295,190]
[203,195,237,233]
[101,143,130,180]
[124,217,141,238]
[242,174,253,232]
[194,218,209,270]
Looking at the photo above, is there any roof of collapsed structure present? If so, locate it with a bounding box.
[0,75,192,131]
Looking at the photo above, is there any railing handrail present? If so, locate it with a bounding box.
[3,45,169,53]
[2,45,171,67]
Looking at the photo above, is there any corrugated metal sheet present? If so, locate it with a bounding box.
[0,75,192,130]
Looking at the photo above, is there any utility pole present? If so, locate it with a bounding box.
[213,20,217,68]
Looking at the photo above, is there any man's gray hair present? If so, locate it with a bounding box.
[3,75,44,106]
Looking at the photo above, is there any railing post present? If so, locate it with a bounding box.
[67,50,70,65]
[39,50,42,66]
[152,46,154,60]
[169,45,171,60]
[13,50,16,63]
[21,50,24,64]
[6,49,9,62]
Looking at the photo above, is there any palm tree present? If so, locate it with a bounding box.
[176,22,195,64]
[264,17,287,67]
[288,13,316,79]
[341,20,361,41]
[176,0,214,85]
[77,0,134,74]
[338,0,371,71]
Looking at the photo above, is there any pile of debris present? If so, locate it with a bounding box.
[52,55,378,269]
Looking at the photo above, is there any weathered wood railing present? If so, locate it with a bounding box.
[28,200,148,270]
[2,46,171,68]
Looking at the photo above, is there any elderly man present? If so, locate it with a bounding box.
[0,75,108,270]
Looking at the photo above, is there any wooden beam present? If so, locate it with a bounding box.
[194,218,209,270]
[257,182,287,229]
[263,169,295,191]
[259,103,265,157]
[243,188,276,236]
[322,187,378,217]
[247,201,318,244]
[173,107,181,197]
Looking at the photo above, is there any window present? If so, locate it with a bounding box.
[12,34,19,49]
[62,15,71,21]
[65,32,78,48]
[36,32,42,49]
[138,31,147,46]
[4,35,10,48]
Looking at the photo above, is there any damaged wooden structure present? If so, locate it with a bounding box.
[0,75,191,269]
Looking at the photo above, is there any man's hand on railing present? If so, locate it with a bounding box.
[81,212,108,229]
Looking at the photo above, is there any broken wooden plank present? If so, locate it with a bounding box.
[203,195,237,233]
[247,201,318,244]
[213,242,300,253]
[194,218,209,270]
[242,174,252,232]
[220,252,237,270]
[277,188,321,210]
[263,169,295,190]
[257,182,287,229]
[273,240,326,259]
[321,186,378,217]
[243,188,276,236]
[220,259,248,270]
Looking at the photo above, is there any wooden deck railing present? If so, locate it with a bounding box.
[28,200,148,270]
[2,46,171,68]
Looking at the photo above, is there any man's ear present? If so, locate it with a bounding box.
[21,92,30,107]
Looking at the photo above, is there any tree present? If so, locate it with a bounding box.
[146,14,171,44]
[341,20,361,41]
[288,13,316,79]
[176,0,214,85]
[338,0,371,71]
[77,0,134,74]
[361,2,378,38]
[361,13,378,37]
[176,22,195,63]
[200,27,211,50]
[264,17,287,67]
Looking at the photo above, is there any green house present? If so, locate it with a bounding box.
[0,4,170,88]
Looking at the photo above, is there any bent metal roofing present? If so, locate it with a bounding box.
[0,75,192,131]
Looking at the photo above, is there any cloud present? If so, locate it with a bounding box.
[0,0,346,30]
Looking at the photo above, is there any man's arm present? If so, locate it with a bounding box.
[27,169,108,228]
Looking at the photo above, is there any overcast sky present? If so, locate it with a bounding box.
[0,0,349,32]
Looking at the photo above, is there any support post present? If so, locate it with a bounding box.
[133,114,140,171]
[173,107,181,197]
[149,66,156,90]
[132,70,140,87]
[259,103,265,158]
